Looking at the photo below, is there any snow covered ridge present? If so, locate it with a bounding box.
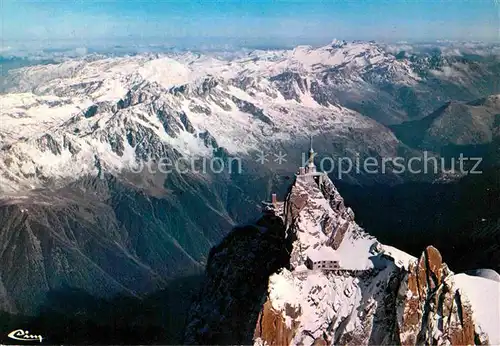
[0,41,405,193]
[259,167,500,345]
[0,40,498,193]
[184,157,500,345]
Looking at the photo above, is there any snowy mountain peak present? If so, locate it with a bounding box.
[184,161,500,345]
[1,42,408,193]
[329,39,348,48]
[1,40,498,193]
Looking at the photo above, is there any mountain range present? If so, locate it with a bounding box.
[0,40,499,344]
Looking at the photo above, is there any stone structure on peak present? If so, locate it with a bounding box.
[184,143,500,346]
[285,141,355,272]
[305,136,317,174]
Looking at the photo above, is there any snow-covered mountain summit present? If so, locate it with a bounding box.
[184,155,500,345]
[1,41,416,193]
[1,40,498,193]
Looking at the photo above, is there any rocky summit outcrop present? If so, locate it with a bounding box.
[396,246,485,345]
[184,165,500,345]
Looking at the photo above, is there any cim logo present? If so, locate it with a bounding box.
[7,329,43,343]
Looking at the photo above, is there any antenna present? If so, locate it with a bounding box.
[307,135,316,171]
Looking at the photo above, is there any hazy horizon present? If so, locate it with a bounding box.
[2,0,499,51]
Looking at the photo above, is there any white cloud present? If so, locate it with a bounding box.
[74,47,88,56]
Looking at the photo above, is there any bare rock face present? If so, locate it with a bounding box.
[397,246,482,346]
[254,301,300,346]
[397,246,445,345]
[327,219,350,250]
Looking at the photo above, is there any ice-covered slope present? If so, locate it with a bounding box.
[1,43,414,193]
[0,81,396,192]
[184,164,500,345]
[451,274,500,345]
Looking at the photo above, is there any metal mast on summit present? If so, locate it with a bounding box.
[306,135,316,173]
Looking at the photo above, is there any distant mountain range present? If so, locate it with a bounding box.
[0,40,499,344]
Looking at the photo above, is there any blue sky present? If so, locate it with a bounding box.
[2,0,499,49]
